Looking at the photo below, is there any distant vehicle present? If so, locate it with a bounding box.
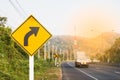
[75,51,89,68]
[91,59,100,63]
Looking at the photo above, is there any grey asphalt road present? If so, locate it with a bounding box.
[61,62,120,80]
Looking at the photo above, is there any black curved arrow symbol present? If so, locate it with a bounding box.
[24,27,39,46]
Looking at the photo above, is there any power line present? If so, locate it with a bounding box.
[8,0,25,18]
[15,0,27,16]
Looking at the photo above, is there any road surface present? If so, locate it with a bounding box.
[61,62,120,80]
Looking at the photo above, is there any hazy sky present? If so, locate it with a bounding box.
[1,0,120,37]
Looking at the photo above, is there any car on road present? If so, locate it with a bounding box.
[75,59,89,68]
[75,51,89,68]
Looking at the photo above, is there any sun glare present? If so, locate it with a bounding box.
[69,8,115,38]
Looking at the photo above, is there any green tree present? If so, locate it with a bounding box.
[0,17,7,27]
[105,38,120,63]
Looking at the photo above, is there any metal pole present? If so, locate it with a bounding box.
[55,46,57,66]
[59,48,61,64]
[63,50,64,61]
[38,49,40,59]
[29,56,34,80]
[48,41,50,59]
[52,44,54,60]
[44,44,46,60]
[55,57,57,66]
[66,49,68,61]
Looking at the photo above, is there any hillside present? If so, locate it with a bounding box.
[51,32,120,57]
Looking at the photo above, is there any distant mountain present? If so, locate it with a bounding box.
[50,32,120,56]
[79,32,120,56]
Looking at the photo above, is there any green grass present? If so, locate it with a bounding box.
[0,58,61,80]
[34,59,61,80]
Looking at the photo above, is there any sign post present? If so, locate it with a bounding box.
[11,15,52,80]
[29,56,34,80]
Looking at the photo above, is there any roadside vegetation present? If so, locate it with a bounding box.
[34,58,61,80]
[0,17,61,80]
[97,37,120,63]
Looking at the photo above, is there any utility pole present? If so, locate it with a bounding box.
[48,41,50,60]
[55,46,57,66]
[51,44,54,60]
[44,43,46,60]
[70,46,73,60]
[59,48,61,64]
[62,50,64,61]
[38,49,40,59]
[73,26,77,60]
[66,49,68,61]
[69,48,71,60]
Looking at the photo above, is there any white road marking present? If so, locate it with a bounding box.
[76,68,98,80]
[67,62,98,80]
[115,71,120,74]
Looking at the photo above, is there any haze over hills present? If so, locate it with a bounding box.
[78,32,120,56]
[51,32,120,57]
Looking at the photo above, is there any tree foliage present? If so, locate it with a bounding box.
[0,17,29,79]
[0,16,7,27]
[103,37,120,63]
[99,38,120,63]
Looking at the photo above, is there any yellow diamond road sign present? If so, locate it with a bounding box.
[11,15,52,56]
